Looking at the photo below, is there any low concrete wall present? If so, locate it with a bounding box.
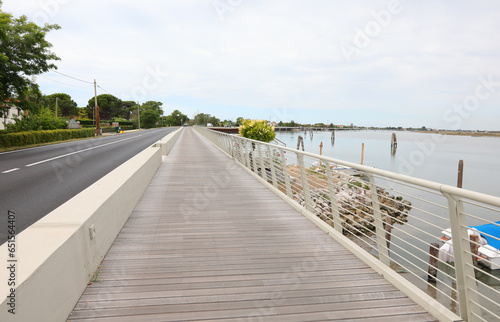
[0,130,181,321]
[156,127,183,155]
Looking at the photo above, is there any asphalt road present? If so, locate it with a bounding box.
[0,127,177,245]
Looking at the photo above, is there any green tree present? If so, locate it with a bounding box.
[236,117,244,126]
[164,110,187,126]
[42,93,78,117]
[86,94,123,120]
[120,101,137,120]
[77,108,89,120]
[140,110,160,128]
[208,116,220,126]
[0,3,60,111]
[194,113,211,125]
[138,101,163,128]
[141,101,163,115]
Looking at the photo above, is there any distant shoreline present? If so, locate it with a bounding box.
[417,130,500,137]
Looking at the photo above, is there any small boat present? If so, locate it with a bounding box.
[438,221,500,270]
[333,165,363,177]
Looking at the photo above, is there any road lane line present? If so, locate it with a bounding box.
[1,168,20,174]
[25,135,144,167]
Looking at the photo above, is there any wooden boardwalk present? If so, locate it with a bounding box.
[68,128,436,321]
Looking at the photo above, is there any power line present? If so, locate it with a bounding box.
[52,70,93,84]
[39,75,89,88]
[48,70,117,98]
[96,85,112,95]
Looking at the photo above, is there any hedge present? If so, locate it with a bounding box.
[101,126,134,133]
[0,129,96,148]
[77,119,134,126]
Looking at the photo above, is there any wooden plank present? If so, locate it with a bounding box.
[68,128,436,321]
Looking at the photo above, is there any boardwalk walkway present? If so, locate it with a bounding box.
[68,128,435,321]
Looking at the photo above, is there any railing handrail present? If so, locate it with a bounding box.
[209,128,500,207]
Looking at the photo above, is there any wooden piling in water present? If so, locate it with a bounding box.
[297,135,304,151]
[391,133,397,155]
[457,160,464,188]
[384,216,392,250]
[427,243,440,282]
[319,142,323,166]
[391,133,397,148]
[361,143,365,165]
[470,234,479,276]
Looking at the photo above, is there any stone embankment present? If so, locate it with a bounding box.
[290,167,412,236]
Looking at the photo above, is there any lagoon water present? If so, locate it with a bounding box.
[276,130,500,313]
[276,130,500,197]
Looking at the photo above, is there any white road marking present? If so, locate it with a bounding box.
[25,135,143,167]
[1,168,20,174]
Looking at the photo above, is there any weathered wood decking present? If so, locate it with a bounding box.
[68,128,436,321]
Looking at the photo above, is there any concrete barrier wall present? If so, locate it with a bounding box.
[0,130,182,321]
[156,127,183,156]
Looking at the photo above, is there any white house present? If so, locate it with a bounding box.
[1,103,23,130]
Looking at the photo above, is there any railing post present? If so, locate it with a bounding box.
[258,142,266,180]
[227,136,234,159]
[251,143,257,174]
[236,136,244,164]
[279,148,292,199]
[367,174,390,266]
[444,193,481,321]
[243,139,250,169]
[297,153,313,212]
[324,161,342,234]
[267,146,278,188]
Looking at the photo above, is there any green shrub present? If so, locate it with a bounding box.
[239,119,276,142]
[0,129,95,148]
[5,107,67,133]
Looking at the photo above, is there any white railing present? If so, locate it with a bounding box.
[195,127,500,322]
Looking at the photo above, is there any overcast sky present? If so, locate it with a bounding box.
[3,0,500,129]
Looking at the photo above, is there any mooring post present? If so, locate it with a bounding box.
[391,133,397,148]
[331,130,335,145]
[361,143,365,165]
[297,135,304,151]
[384,215,392,250]
[457,160,464,188]
[427,243,440,282]
[319,142,323,166]
[470,234,479,276]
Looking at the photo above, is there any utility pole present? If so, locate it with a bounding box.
[94,79,100,136]
[55,97,59,117]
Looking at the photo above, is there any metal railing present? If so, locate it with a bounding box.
[195,127,500,322]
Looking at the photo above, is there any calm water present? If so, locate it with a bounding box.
[276,130,500,314]
[276,130,500,197]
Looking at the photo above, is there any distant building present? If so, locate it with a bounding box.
[1,100,24,130]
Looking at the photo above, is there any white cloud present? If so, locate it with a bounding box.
[2,0,500,129]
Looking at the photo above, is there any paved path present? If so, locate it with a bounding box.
[68,128,435,321]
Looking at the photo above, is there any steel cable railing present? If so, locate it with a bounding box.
[195,127,500,322]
